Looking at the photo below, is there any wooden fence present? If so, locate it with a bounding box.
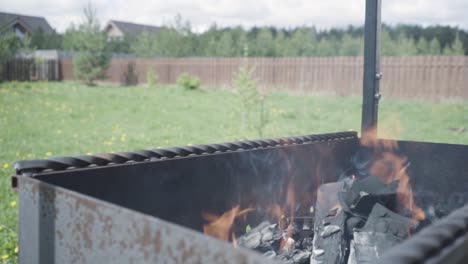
[5,56,468,100]
[1,58,60,81]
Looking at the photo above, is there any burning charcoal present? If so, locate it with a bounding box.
[275,254,295,264]
[291,250,312,264]
[313,248,325,257]
[261,223,283,244]
[238,221,272,249]
[251,221,272,233]
[263,250,276,259]
[256,243,275,253]
[281,237,296,254]
[303,218,313,230]
[327,209,338,217]
[345,216,364,237]
[288,223,302,240]
[339,175,399,217]
[347,241,357,264]
[238,231,261,249]
[347,203,417,264]
[300,237,314,250]
[320,225,340,238]
[261,228,274,242]
[311,182,347,264]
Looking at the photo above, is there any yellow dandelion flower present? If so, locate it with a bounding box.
[46,152,52,157]
[1,255,8,260]
[86,152,93,155]
[14,247,18,254]
[2,163,9,169]
[10,201,17,207]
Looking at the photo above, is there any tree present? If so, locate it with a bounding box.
[416,38,429,55]
[339,33,363,56]
[394,33,417,56]
[316,38,335,56]
[381,29,398,56]
[29,28,62,49]
[251,28,275,57]
[230,26,248,56]
[287,28,317,56]
[130,32,158,58]
[451,37,465,55]
[428,38,441,55]
[0,33,32,81]
[65,3,110,85]
[443,36,465,56]
[0,33,22,63]
[107,36,131,53]
[132,14,194,57]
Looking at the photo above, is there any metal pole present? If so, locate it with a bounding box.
[361,0,382,138]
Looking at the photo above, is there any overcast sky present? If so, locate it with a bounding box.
[1,0,467,33]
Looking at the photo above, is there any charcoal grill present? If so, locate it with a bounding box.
[11,0,468,263]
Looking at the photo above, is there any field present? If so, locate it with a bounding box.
[0,81,466,262]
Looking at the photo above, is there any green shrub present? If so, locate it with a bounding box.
[146,69,158,88]
[176,73,200,90]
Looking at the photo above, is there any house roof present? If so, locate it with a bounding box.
[0,11,55,34]
[106,20,162,36]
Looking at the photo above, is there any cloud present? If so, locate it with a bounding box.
[1,0,467,33]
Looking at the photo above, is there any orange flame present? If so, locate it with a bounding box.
[267,182,297,251]
[361,127,425,221]
[202,206,254,242]
[232,232,238,248]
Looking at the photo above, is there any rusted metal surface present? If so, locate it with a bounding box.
[18,176,277,264]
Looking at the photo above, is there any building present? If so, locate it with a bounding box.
[104,20,162,41]
[0,11,55,39]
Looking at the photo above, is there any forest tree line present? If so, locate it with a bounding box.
[8,15,468,58]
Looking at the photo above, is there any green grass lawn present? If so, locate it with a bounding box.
[0,81,466,262]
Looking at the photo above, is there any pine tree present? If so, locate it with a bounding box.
[252,28,275,57]
[381,29,398,56]
[215,31,234,57]
[451,37,465,55]
[316,38,334,56]
[339,33,363,56]
[67,3,110,85]
[428,38,441,55]
[396,33,418,55]
[416,38,429,55]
